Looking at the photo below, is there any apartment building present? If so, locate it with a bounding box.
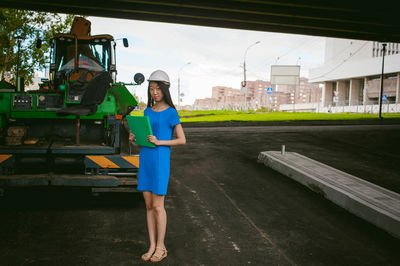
[193,97,219,110]
[309,39,400,110]
[193,78,321,111]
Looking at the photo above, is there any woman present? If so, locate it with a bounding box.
[129,69,186,262]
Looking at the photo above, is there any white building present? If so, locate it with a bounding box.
[309,39,400,113]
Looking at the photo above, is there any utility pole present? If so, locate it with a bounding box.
[379,43,387,119]
[177,76,181,109]
[178,62,191,109]
[243,41,260,111]
[243,60,246,109]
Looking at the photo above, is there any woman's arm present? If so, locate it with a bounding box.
[147,124,186,146]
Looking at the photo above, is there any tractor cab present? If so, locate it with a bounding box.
[49,33,117,103]
[52,34,116,77]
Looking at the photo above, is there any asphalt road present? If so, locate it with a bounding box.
[0,123,399,265]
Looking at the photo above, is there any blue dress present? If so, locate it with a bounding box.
[137,107,181,195]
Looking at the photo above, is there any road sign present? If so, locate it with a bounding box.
[241,81,246,94]
[266,87,273,94]
[270,65,300,85]
[382,94,387,101]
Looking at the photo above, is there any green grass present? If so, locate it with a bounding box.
[178,111,400,122]
[129,109,400,122]
[179,110,248,116]
[129,110,144,116]
[129,109,246,117]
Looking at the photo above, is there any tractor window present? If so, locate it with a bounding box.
[90,42,110,71]
[55,38,111,72]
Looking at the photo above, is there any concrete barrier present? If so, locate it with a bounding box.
[258,151,400,239]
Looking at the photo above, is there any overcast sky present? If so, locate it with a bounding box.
[88,16,326,105]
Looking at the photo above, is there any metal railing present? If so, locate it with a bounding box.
[323,100,400,113]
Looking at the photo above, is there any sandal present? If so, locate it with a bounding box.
[150,246,168,262]
[141,250,155,261]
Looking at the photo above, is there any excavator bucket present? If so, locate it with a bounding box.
[70,17,91,36]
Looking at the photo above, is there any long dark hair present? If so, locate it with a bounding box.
[147,81,176,109]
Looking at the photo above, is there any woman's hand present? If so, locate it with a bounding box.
[147,135,159,145]
[129,133,136,142]
[145,125,186,147]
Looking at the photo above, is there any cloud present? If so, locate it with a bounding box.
[87,16,325,105]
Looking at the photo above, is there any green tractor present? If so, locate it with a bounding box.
[0,17,144,193]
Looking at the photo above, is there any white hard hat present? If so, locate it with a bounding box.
[148,70,170,84]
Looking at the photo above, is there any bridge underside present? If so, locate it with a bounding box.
[1,0,399,42]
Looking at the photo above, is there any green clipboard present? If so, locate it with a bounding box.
[126,116,156,148]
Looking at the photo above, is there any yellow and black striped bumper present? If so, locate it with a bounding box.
[0,154,14,167]
[84,155,139,169]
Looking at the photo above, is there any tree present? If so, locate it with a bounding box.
[0,8,75,85]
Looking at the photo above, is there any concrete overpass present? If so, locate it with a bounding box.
[1,0,399,42]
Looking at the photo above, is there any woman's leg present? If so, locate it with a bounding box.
[142,191,156,257]
[151,193,167,256]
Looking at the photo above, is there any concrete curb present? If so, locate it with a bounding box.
[258,151,400,239]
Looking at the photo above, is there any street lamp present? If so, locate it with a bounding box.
[178,62,191,109]
[243,41,260,110]
[378,43,387,119]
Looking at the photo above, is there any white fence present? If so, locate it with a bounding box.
[279,102,400,113]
